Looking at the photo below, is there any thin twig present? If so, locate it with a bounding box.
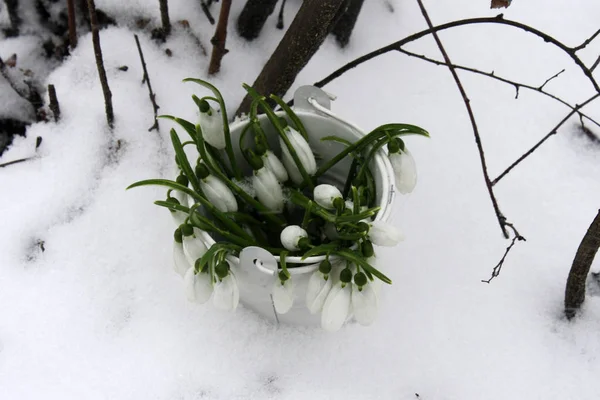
[572,28,600,52]
[159,0,171,36]
[590,55,600,72]
[277,0,287,29]
[396,48,600,129]
[538,69,564,91]
[492,92,600,186]
[482,222,526,283]
[208,0,232,75]
[178,20,208,57]
[200,0,215,25]
[416,0,509,238]
[48,84,60,122]
[0,157,32,168]
[67,0,78,48]
[87,0,114,129]
[313,16,600,93]
[134,35,160,132]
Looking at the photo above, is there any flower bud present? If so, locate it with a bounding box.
[354,271,368,288]
[181,223,194,237]
[262,151,288,182]
[195,163,210,179]
[176,174,189,187]
[319,259,332,276]
[368,221,404,247]
[279,127,317,185]
[200,175,238,213]
[340,268,352,284]
[252,167,284,212]
[389,148,417,194]
[313,184,343,209]
[174,228,183,243]
[361,240,374,258]
[198,104,226,149]
[280,225,308,251]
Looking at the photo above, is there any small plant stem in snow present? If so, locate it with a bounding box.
[134,34,160,132]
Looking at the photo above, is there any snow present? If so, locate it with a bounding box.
[1,0,600,399]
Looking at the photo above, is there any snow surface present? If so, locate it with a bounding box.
[1,0,600,399]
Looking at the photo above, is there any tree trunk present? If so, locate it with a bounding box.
[236,0,278,40]
[4,0,21,36]
[331,0,364,48]
[564,209,600,319]
[208,0,232,75]
[236,0,345,116]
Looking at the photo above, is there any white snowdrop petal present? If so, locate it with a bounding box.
[321,284,352,332]
[263,151,289,182]
[280,225,308,251]
[173,241,191,277]
[314,184,343,209]
[280,138,303,184]
[193,271,214,304]
[183,233,208,266]
[184,267,197,301]
[272,279,294,314]
[390,150,417,194]
[351,284,379,326]
[213,273,239,311]
[253,168,284,212]
[306,270,333,314]
[368,221,404,247]
[199,109,226,149]
[201,176,238,212]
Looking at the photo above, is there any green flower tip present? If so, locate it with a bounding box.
[215,261,230,279]
[297,237,310,250]
[357,222,370,233]
[278,270,290,282]
[361,240,374,258]
[195,163,210,179]
[174,228,183,243]
[319,259,332,275]
[340,268,353,284]
[181,223,194,237]
[176,174,189,187]
[198,99,210,113]
[246,149,264,171]
[354,271,367,287]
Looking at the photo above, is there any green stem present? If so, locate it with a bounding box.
[301,201,313,230]
[270,94,309,141]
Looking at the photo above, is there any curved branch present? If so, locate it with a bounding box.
[314,15,599,92]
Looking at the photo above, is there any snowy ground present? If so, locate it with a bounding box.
[2,1,600,399]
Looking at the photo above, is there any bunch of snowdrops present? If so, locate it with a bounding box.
[128,79,428,331]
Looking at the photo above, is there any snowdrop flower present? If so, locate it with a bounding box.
[198,100,226,149]
[306,259,334,314]
[199,175,238,213]
[368,220,404,247]
[212,261,240,311]
[351,272,378,326]
[173,228,190,277]
[184,267,213,304]
[253,167,284,212]
[388,139,417,194]
[280,225,308,251]
[279,126,317,185]
[313,184,343,210]
[183,227,208,265]
[262,150,288,183]
[321,267,353,332]
[272,274,294,314]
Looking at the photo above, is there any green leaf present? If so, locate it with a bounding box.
[270,94,309,141]
[333,249,392,284]
[301,242,341,259]
[127,179,201,201]
[321,136,353,146]
[154,200,190,214]
[159,115,197,143]
[170,129,201,193]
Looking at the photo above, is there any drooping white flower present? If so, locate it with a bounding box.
[183,228,208,265]
[170,190,189,226]
[279,127,317,185]
[272,278,294,314]
[280,225,308,251]
[198,104,226,149]
[173,240,190,277]
[262,150,288,183]
[213,270,240,311]
[368,220,404,247]
[306,270,333,314]
[313,184,343,209]
[252,167,284,212]
[351,283,378,326]
[184,267,214,304]
[200,175,238,212]
[321,283,352,332]
[389,149,417,194]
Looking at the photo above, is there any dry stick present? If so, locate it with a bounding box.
[5,0,21,34]
[159,0,171,36]
[276,0,287,29]
[482,223,526,283]
[564,209,600,319]
[492,92,600,186]
[48,84,60,122]
[208,0,232,75]
[134,34,160,132]
[0,158,31,168]
[67,0,78,48]
[236,0,346,115]
[590,55,600,72]
[396,48,600,129]
[415,0,509,238]
[200,0,215,25]
[87,0,114,129]
[313,16,600,93]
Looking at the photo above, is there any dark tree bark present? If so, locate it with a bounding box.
[564,209,600,319]
[331,0,364,48]
[48,84,60,122]
[67,0,78,48]
[87,0,114,129]
[208,0,232,75]
[236,0,278,40]
[236,0,345,116]
[4,0,21,36]
[159,0,171,36]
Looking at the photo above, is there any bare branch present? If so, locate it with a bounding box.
[67,0,78,48]
[200,0,215,25]
[538,69,564,91]
[208,0,232,75]
[415,0,509,238]
[277,0,287,30]
[564,209,600,319]
[159,0,171,36]
[492,92,600,186]
[134,35,160,132]
[87,0,114,129]
[48,84,60,122]
[590,54,600,72]
[572,28,600,51]
[482,222,526,283]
